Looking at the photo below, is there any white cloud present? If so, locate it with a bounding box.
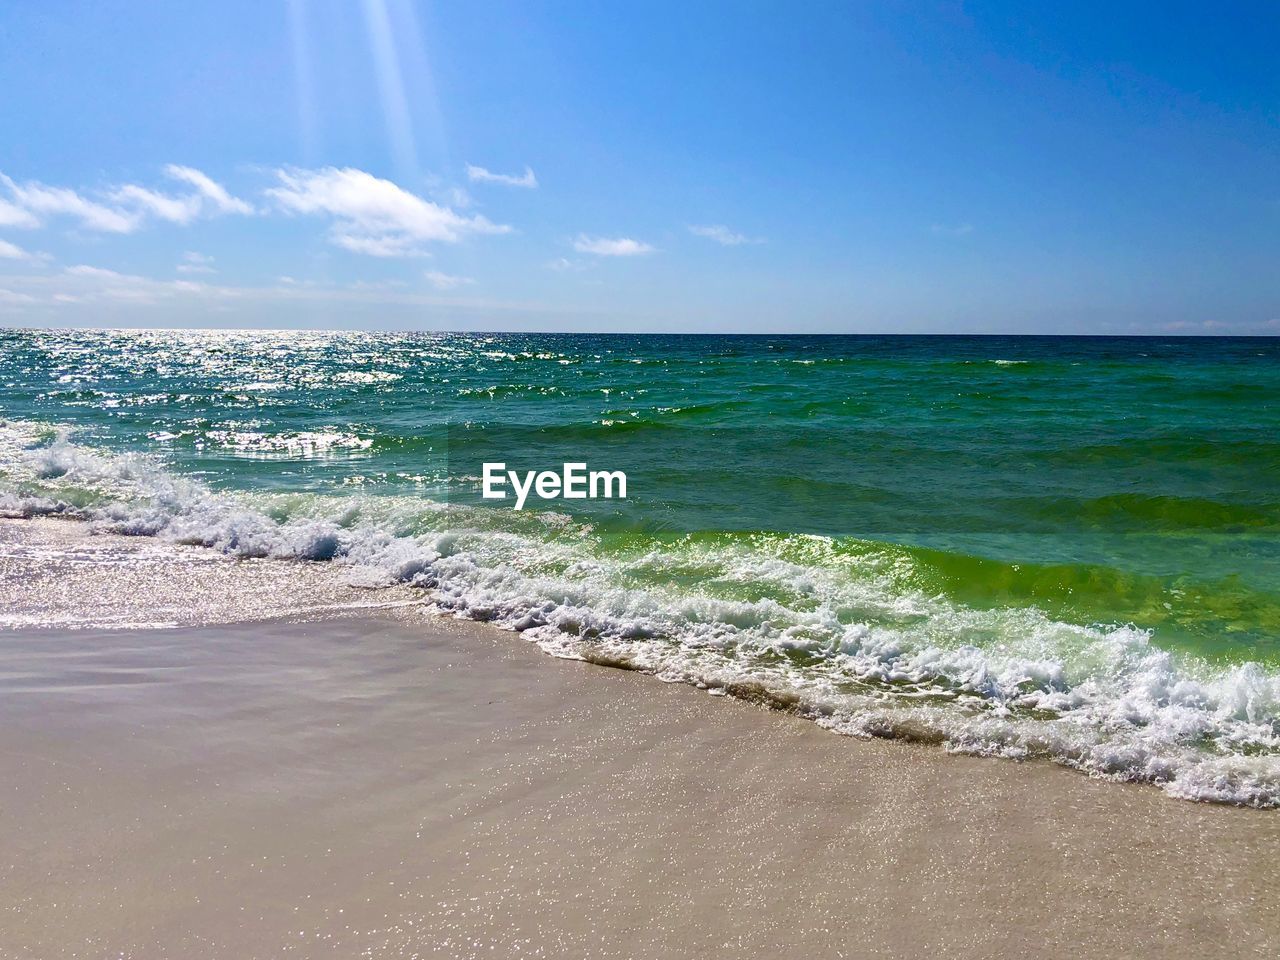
[177,251,216,274]
[64,265,124,279]
[1,174,139,233]
[110,184,202,224]
[424,270,476,290]
[466,164,538,188]
[268,167,510,257]
[572,234,654,257]
[109,166,253,225]
[332,233,433,258]
[1,166,252,233]
[0,239,36,260]
[164,165,254,215]
[688,224,761,246]
[0,198,40,229]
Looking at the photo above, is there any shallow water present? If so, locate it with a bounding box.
[1,329,1277,804]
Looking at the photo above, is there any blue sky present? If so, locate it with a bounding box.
[0,1,1276,333]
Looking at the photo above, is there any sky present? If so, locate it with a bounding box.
[0,0,1277,334]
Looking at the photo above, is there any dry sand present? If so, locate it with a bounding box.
[0,517,1277,959]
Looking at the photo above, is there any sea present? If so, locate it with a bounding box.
[2,328,1277,805]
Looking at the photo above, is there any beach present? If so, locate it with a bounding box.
[5,3,1279,956]
[1,516,1277,959]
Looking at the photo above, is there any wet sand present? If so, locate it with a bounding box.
[1,518,1278,958]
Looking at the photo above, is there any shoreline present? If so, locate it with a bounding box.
[0,515,1278,956]
[3,513,1279,806]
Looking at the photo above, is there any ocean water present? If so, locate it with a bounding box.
[2,328,1278,805]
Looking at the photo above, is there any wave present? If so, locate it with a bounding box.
[2,418,1278,807]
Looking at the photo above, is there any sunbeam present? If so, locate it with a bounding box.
[285,0,319,163]
[361,0,420,181]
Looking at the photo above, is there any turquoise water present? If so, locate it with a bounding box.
[2,328,1278,804]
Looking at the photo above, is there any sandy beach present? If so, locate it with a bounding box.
[0,517,1277,959]
[5,2,1280,955]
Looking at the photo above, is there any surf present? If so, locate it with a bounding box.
[3,417,1278,807]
